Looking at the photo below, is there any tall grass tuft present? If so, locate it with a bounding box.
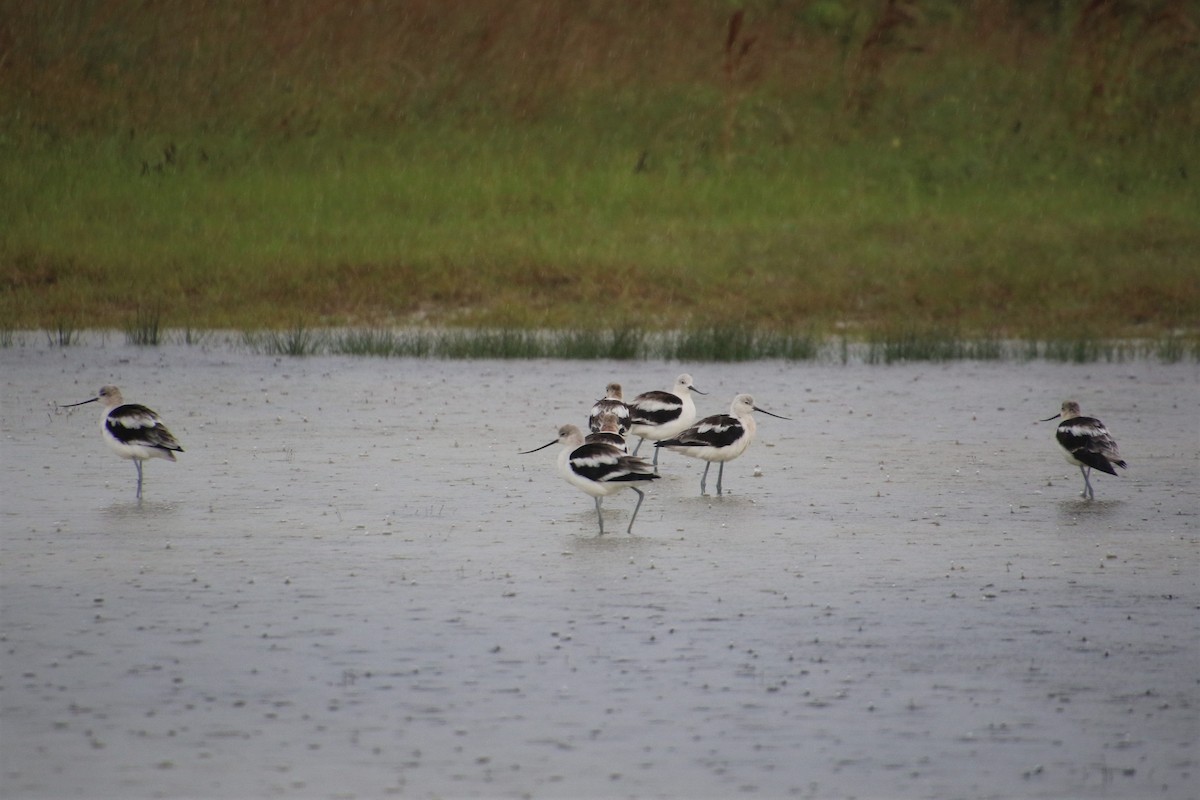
[333,328,402,357]
[124,305,163,346]
[246,322,325,356]
[44,319,81,347]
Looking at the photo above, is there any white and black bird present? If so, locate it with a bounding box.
[627,373,705,469]
[61,385,184,500]
[588,382,631,436]
[656,393,788,496]
[522,424,659,535]
[1042,400,1126,500]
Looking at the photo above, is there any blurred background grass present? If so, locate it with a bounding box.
[2,0,1197,343]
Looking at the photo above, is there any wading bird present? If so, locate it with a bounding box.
[588,382,631,436]
[1042,400,1126,500]
[586,411,628,451]
[657,393,788,496]
[522,424,659,535]
[61,385,183,500]
[627,373,705,469]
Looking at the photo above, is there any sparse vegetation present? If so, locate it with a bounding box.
[244,323,325,357]
[237,326,1200,362]
[44,319,81,347]
[177,327,211,347]
[124,305,163,346]
[331,328,410,358]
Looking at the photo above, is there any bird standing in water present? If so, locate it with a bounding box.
[626,373,705,470]
[62,385,183,501]
[657,393,788,496]
[522,424,659,535]
[1042,400,1126,500]
[586,411,629,451]
[588,382,631,436]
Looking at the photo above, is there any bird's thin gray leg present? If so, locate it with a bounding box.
[632,438,644,456]
[1080,466,1095,500]
[716,462,725,496]
[700,462,711,495]
[135,460,144,500]
[595,497,605,535]
[626,487,646,534]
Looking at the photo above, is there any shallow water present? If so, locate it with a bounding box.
[2,338,1197,799]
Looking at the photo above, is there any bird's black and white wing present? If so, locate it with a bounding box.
[108,404,184,454]
[1057,416,1125,475]
[660,414,743,449]
[569,443,657,484]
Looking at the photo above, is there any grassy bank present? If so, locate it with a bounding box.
[3,1,1198,343]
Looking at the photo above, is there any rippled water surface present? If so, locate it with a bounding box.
[2,337,1197,799]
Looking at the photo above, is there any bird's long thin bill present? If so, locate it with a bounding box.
[754,407,790,420]
[1040,413,1061,422]
[59,397,99,408]
[691,386,707,395]
[519,440,557,455]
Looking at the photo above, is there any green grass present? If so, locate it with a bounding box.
[2,1,1198,350]
[5,126,1195,340]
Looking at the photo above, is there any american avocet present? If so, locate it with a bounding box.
[61,385,183,500]
[1042,400,1127,500]
[627,373,705,469]
[586,411,628,451]
[588,382,631,436]
[521,424,660,535]
[656,393,788,496]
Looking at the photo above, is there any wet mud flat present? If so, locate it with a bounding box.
[2,338,1197,799]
